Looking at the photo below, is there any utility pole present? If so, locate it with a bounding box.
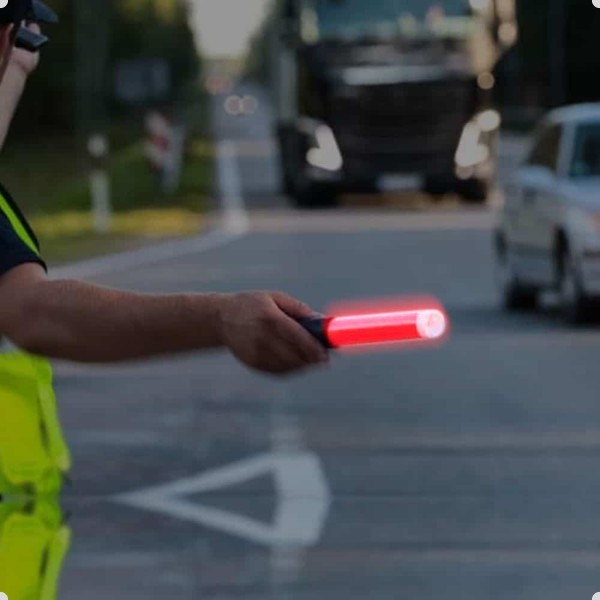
[549,0,566,107]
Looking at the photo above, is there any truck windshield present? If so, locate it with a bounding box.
[305,0,475,40]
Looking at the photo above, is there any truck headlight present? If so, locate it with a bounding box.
[455,110,501,169]
[305,123,343,172]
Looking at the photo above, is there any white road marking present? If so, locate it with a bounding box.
[51,139,249,280]
[217,140,249,234]
[113,451,331,548]
[51,229,243,280]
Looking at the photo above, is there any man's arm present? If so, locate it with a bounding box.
[0,264,329,375]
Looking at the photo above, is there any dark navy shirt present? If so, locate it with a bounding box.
[0,183,46,277]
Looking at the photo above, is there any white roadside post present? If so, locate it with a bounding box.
[216,140,249,234]
[163,123,186,195]
[88,134,112,234]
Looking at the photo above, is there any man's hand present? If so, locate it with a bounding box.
[7,23,41,79]
[0,24,41,149]
[218,292,330,376]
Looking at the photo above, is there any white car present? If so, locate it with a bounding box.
[496,104,600,322]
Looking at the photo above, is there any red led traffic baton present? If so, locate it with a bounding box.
[298,306,449,350]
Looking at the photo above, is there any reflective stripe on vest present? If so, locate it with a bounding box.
[0,190,71,494]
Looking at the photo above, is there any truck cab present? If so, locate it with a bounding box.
[272,0,517,207]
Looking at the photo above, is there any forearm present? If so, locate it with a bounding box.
[16,279,227,363]
[0,66,26,149]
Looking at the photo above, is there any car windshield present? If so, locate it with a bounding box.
[570,123,600,178]
[304,0,476,40]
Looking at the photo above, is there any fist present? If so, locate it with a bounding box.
[219,291,329,376]
[9,23,41,78]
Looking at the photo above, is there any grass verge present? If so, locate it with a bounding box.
[1,133,214,267]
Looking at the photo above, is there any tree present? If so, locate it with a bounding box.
[13,0,200,134]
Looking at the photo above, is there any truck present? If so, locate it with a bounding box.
[271,0,518,207]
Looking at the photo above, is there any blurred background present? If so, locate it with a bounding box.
[2,0,600,258]
[5,1,600,599]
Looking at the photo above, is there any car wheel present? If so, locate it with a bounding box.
[496,239,538,311]
[290,170,338,209]
[424,174,453,199]
[559,248,589,323]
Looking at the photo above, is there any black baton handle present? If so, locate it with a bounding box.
[15,0,59,52]
[297,317,334,349]
[15,27,48,51]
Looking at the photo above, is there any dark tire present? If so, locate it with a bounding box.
[291,179,338,209]
[289,160,339,208]
[496,237,538,311]
[424,174,453,199]
[457,178,490,204]
[558,246,590,324]
[283,132,339,208]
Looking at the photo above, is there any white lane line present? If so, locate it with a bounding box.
[217,140,249,234]
[113,451,331,548]
[51,140,249,280]
[51,229,242,280]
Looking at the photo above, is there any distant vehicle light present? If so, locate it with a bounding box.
[224,95,243,116]
[206,76,233,96]
[477,72,495,90]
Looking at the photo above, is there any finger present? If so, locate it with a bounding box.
[271,312,330,364]
[271,292,316,320]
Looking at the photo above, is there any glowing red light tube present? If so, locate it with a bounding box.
[298,306,449,350]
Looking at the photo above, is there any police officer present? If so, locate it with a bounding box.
[0,1,329,495]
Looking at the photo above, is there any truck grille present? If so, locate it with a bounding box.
[329,78,475,174]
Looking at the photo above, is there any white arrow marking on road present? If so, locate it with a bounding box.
[113,451,331,548]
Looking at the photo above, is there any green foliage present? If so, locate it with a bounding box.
[13,0,200,134]
[515,0,600,105]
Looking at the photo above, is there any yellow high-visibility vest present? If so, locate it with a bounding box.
[0,497,70,600]
[0,190,71,496]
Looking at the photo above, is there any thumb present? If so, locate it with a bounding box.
[271,292,317,320]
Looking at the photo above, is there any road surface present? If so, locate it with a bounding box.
[44,85,600,600]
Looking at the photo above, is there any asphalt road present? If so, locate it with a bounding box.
[43,85,600,599]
